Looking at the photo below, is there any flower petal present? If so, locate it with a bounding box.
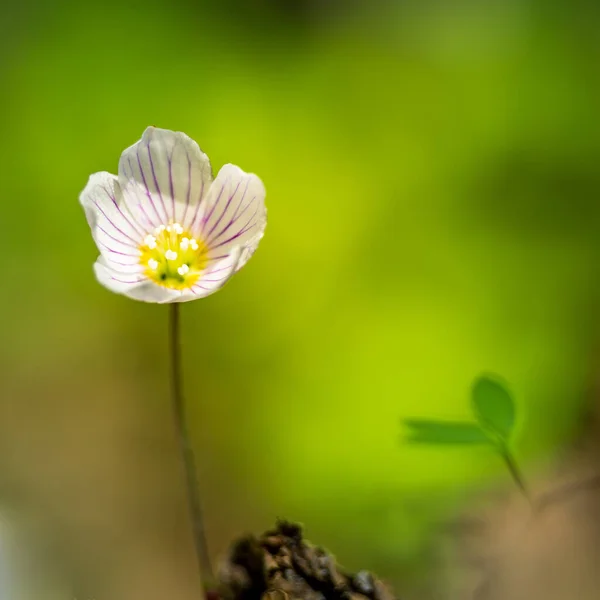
[93,257,145,292]
[118,126,213,229]
[93,257,178,303]
[183,246,242,300]
[197,164,266,271]
[79,173,146,275]
[80,172,146,249]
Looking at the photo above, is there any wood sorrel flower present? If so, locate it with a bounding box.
[80,127,266,303]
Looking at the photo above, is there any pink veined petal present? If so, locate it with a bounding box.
[195,164,266,272]
[94,257,179,303]
[181,247,242,300]
[118,127,213,229]
[80,172,146,248]
[80,172,148,274]
[93,257,146,291]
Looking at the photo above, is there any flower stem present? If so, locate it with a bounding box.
[169,303,214,594]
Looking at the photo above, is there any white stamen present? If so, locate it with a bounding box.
[180,237,190,251]
[190,239,199,251]
[144,234,157,249]
[165,250,178,261]
[173,223,184,234]
[177,264,190,276]
[154,225,166,234]
[166,225,172,232]
[148,258,158,270]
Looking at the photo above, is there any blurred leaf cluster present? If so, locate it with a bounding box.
[404,374,516,446]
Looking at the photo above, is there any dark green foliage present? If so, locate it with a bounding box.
[403,419,491,445]
[471,375,516,441]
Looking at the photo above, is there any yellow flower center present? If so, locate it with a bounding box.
[139,223,208,290]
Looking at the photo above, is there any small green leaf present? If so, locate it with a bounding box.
[471,374,516,440]
[403,419,491,444]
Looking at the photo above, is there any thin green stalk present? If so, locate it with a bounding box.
[169,303,214,594]
[498,442,530,503]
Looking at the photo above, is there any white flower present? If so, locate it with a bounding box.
[79,127,267,303]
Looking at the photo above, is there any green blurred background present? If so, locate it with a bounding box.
[2,0,600,598]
